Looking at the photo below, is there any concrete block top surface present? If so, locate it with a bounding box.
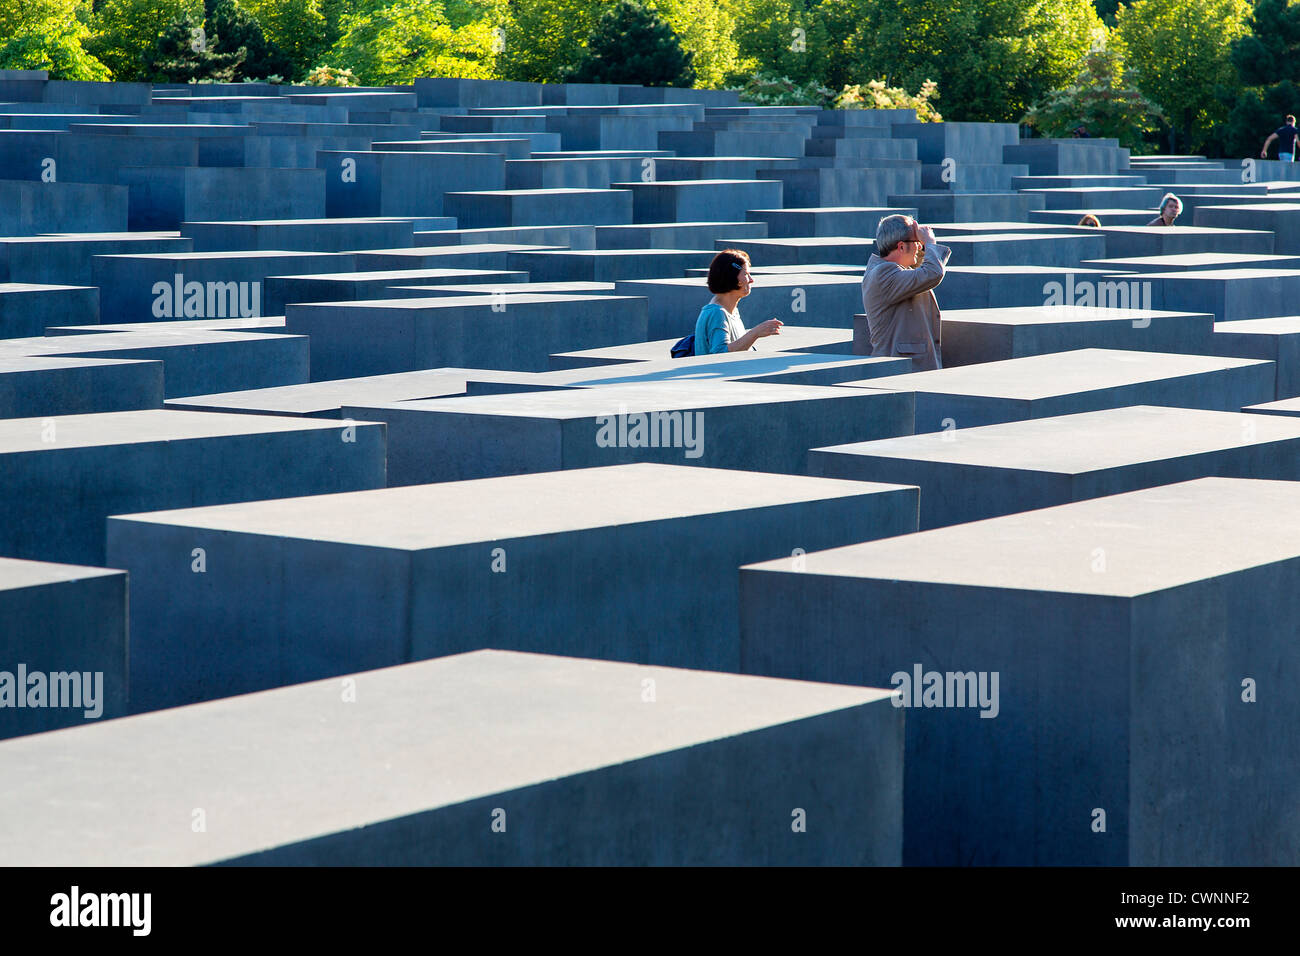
[0,409,366,453]
[744,476,1300,597]
[296,292,643,311]
[1215,316,1300,334]
[506,352,898,387]
[0,649,891,866]
[941,305,1210,327]
[167,368,499,415]
[553,327,853,362]
[110,463,909,549]
[1135,268,1300,281]
[842,348,1269,399]
[357,380,885,419]
[812,405,1300,472]
[0,555,124,592]
[1085,253,1300,269]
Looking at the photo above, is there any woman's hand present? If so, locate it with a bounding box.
[755,318,783,337]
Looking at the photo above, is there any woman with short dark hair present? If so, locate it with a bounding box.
[693,249,782,354]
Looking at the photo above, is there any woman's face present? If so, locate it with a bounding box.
[736,263,754,297]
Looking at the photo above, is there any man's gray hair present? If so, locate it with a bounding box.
[876,214,915,256]
[1157,192,1182,215]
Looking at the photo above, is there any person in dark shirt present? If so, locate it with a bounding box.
[1262,115,1300,162]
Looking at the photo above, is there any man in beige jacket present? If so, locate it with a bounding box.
[861,215,951,371]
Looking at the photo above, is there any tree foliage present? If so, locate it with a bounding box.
[1022,46,1164,150]
[1218,0,1300,157]
[564,0,695,87]
[89,0,202,81]
[846,0,1102,122]
[0,0,111,79]
[325,0,498,85]
[1114,0,1250,153]
[234,0,324,79]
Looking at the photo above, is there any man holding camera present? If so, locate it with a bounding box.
[861,214,952,371]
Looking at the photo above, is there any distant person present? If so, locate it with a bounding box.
[1078,214,1101,227]
[861,215,952,371]
[691,249,782,354]
[1261,115,1300,162]
[1072,125,1091,138]
[1147,193,1182,227]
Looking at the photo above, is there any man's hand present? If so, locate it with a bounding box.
[1262,148,1269,159]
[918,224,936,244]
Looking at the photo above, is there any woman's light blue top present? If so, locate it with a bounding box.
[693,302,746,355]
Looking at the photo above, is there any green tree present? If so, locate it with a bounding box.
[496,0,598,82]
[1114,0,1251,153]
[206,0,295,79]
[564,0,695,86]
[729,0,833,86]
[1022,47,1164,150]
[846,0,1102,123]
[650,0,742,87]
[143,9,244,82]
[1218,0,1300,158]
[325,0,498,84]
[89,0,201,81]
[233,0,323,78]
[0,0,111,79]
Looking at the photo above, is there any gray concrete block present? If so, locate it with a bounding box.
[108,464,916,708]
[1028,208,1155,226]
[119,165,326,231]
[622,179,782,224]
[0,648,902,865]
[0,131,197,184]
[740,476,1300,864]
[0,284,99,337]
[183,218,415,253]
[763,166,919,208]
[415,225,592,249]
[841,348,1274,433]
[1203,317,1300,399]
[1141,268,1300,321]
[0,355,162,418]
[351,243,558,272]
[381,137,532,160]
[936,232,1105,267]
[1018,186,1163,210]
[714,236,874,267]
[0,233,190,285]
[3,329,308,398]
[1194,203,1300,252]
[937,265,1127,310]
[594,221,765,249]
[810,404,1300,527]
[0,180,128,235]
[0,558,127,740]
[504,155,646,189]
[1003,139,1131,175]
[747,206,917,239]
[93,250,349,324]
[888,192,1044,222]
[505,248,712,281]
[317,150,505,218]
[444,188,633,227]
[462,352,909,395]
[617,273,864,340]
[416,78,544,108]
[926,305,1216,366]
[263,267,526,315]
[342,380,912,484]
[285,293,649,379]
[895,122,1019,164]
[548,326,855,369]
[163,368,533,418]
[0,409,384,565]
[1096,226,1274,258]
[1082,252,1300,273]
